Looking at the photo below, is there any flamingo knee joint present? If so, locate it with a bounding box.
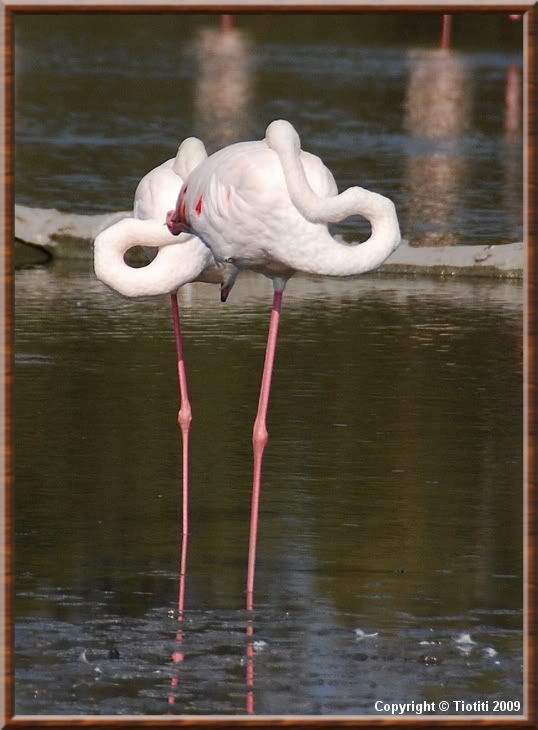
[252,422,269,450]
[178,405,193,431]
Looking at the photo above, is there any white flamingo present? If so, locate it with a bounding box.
[166,119,401,609]
[93,139,238,614]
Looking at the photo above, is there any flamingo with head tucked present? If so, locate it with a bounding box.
[166,119,401,609]
[93,139,238,613]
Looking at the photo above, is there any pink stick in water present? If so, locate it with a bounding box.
[246,288,284,611]
[440,14,452,50]
[220,14,234,32]
[170,292,192,615]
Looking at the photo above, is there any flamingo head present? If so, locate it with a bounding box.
[167,182,192,236]
[220,265,239,303]
[220,283,232,302]
[166,208,191,236]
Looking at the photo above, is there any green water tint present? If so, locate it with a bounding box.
[14,12,523,715]
[15,15,522,244]
[15,264,523,713]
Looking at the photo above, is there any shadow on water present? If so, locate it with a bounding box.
[15,261,523,714]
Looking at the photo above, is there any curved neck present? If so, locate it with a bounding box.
[271,142,401,277]
[94,217,210,297]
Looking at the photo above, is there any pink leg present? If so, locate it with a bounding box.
[440,14,452,49]
[246,288,284,611]
[170,292,192,616]
[168,293,191,705]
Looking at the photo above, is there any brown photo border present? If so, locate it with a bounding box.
[2,4,535,728]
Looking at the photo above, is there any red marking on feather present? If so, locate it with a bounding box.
[175,183,186,223]
[195,196,203,216]
[179,196,187,222]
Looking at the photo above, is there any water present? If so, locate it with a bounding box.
[14,13,523,716]
[15,14,522,244]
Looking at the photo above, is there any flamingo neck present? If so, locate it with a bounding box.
[94,218,210,297]
[268,136,401,276]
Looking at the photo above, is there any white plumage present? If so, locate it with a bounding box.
[167,120,401,287]
[94,138,238,299]
[165,120,401,609]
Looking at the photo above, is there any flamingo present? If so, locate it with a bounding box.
[93,139,238,616]
[166,119,401,610]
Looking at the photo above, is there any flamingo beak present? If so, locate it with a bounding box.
[220,283,232,303]
[166,209,191,236]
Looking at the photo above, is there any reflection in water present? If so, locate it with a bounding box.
[168,528,189,706]
[15,263,523,714]
[404,49,471,246]
[502,64,522,239]
[168,622,186,706]
[405,50,470,139]
[246,616,255,713]
[192,21,253,152]
[504,64,521,138]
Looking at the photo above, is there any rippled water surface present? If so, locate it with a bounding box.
[15,266,524,715]
[15,13,522,245]
[14,12,524,717]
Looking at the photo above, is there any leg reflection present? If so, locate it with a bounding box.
[246,614,256,714]
[168,510,189,706]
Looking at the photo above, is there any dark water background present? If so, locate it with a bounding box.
[15,13,523,245]
[14,13,524,716]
